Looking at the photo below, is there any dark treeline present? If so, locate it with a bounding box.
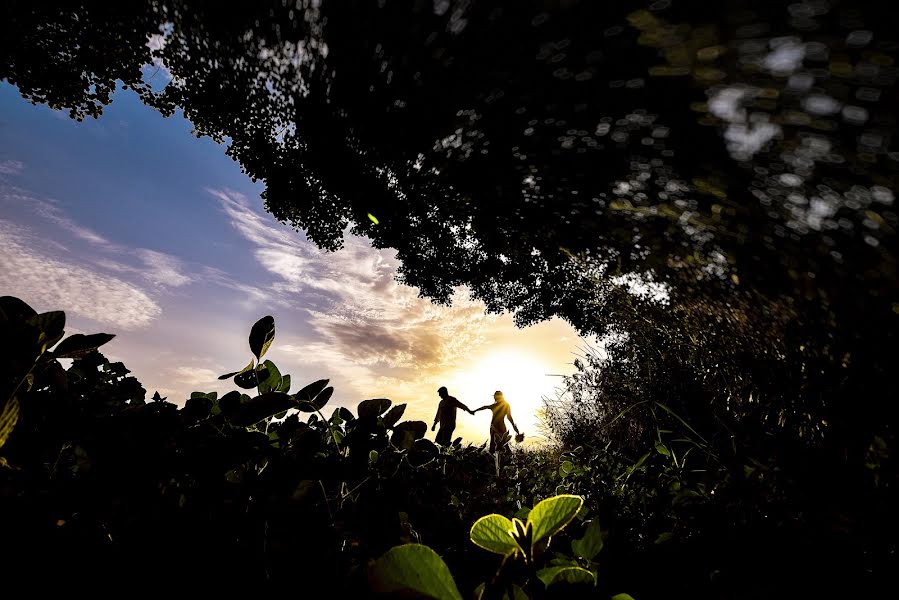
[1,0,897,597]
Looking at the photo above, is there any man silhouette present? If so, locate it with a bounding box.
[431,386,473,445]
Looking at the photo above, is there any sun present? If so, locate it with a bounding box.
[446,350,559,443]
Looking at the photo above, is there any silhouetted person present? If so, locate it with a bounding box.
[432,386,473,445]
[474,390,521,454]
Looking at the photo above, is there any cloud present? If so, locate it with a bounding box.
[0,160,25,175]
[136,248,192,287]
[0,221,162,330]
[173,366,221,387]
[210,188,496,396]
[2,185,192,289]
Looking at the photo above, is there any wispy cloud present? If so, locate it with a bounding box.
[0,221,162,329]
[0,159,25,175]
[2,185,192,289]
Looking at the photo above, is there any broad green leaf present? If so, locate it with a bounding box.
[560,460,574,476]
[276,374,291,393]
[391,420,427,450]
[469,514,521,556]
[383,403,406,427]
[537,566,595,587]
[297,386,333,412]
[528,494,584,544]
[218,359,254,380]
[611,594,637,600]
[0,396,21,449]
[257,360,282,394]
[358,397,392,418]
[28,311,66,348]
[655,443,670,457]
[571,519,603,560]
[248,315,275,360]
[53,333,115,358]
[295,378,329,402]
[370,544,462,600]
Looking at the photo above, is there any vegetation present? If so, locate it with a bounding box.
[2,0,897,596]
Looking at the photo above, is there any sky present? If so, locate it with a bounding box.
[0,82,585,444]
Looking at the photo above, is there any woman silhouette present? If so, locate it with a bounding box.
[474,391,521,454]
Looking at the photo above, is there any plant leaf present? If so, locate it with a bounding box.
[469,514,521,556]
[391,420,427,450]
[408,438,439,467]
[218,359,254,380]
[0,296,37,322]
[234,369,259,389]
[537,566,596,587]
[229,392,295,426]
[611,595,637,600]
[295,379,329,402]
[358,397,392,418]
[53,333,115,358]
[297,386,333,412]
[0,396,21,449]
[528,494,584,544]
[257,360,282,394]
[248,315,275,360]
[383,403,406,427]
[28,311,66,348]
[370,544,462,600]
[571,519,603,560]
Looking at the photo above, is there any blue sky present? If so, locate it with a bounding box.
[0,82,582,442]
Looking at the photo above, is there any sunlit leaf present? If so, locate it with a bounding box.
[528,494,584,544]
[370,544,462,600]
[537,566,596,587]
[248,315,275,360]
[0,397,21,449]
[367,213,379,225]
[257,360,282,394]
[469,514,521,556]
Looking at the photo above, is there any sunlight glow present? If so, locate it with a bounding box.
[446,350,560,445]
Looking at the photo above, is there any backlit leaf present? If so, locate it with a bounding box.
[470,514,521,556]
[528,494,584,544]
[370,544,462,600]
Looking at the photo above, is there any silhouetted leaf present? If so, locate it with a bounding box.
[295,378,329,402]
[571,519,603,560]
[470,514,521,556]
[297,386,333,413]
[528,495,584,544]
[391,420,427,450]
[230,392,295,426]
[370,544,462,600]
[249,315,275,360]
[218,359,254,380]
[358,398,392,418]
[383,403,406,428]
[53,333,115,358]
[234,369,259,389]
[28,311,65,348]
[408,438,439,467]
[0,296,37,322]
